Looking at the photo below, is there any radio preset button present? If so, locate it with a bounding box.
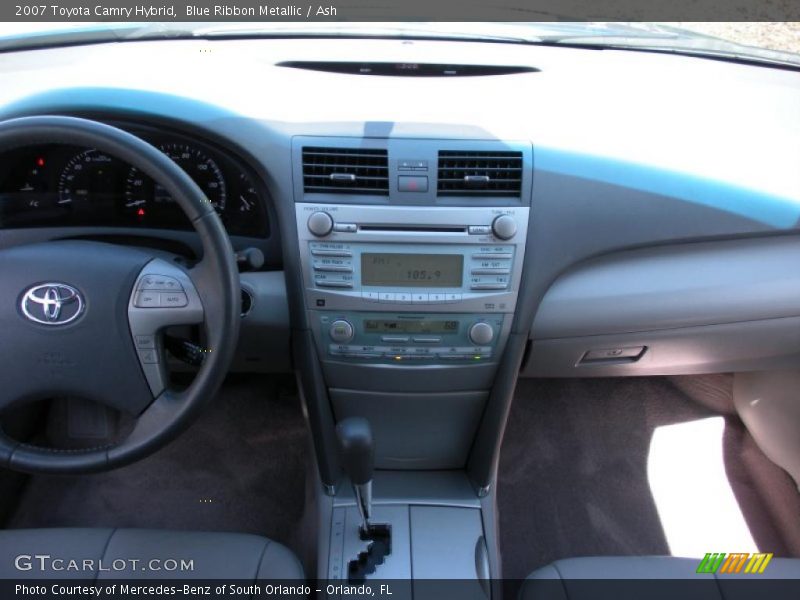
[446,293,462,303]
[362,291,380,302]
[379,292,396,303]
[307,211,334,237]
[396,292,412,304]
[412,293,429,304]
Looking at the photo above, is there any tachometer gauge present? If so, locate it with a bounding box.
[58,149,118,207]
[125,143,227,213]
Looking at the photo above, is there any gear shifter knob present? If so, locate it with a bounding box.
[336,417,374,531]
[336,417,374,484]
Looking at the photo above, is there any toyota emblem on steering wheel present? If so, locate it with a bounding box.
[20,283,85,325]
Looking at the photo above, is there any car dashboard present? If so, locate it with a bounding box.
[0,36,799,380]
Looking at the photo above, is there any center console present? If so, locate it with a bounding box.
[292,137,531,588]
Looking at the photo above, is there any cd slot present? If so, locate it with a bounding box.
[358,225,467,233]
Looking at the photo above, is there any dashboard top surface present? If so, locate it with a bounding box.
[0,37,797,205]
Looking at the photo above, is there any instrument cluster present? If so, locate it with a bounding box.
[0,127,269,237]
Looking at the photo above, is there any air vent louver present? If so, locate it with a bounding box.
[437,150,523,197]
[303,147,389,195]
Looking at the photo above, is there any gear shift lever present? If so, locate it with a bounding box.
[336,417,374,533]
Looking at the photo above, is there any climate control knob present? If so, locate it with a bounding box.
[329,319,355,343]
[307,211,334,237]
[469,322,494,346]
[492,214,517,240]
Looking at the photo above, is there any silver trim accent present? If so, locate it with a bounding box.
[20,283,84,326]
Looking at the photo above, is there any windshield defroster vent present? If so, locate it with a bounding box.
[437,150,523,197]
[302,147,389,195]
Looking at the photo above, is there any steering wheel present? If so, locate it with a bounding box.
[0,116,241,474]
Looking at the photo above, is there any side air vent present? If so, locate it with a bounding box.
[437,150,523,197]
[302,147,389,195]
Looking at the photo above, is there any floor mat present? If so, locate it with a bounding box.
[6,375,310,554]
[497,376,800,581]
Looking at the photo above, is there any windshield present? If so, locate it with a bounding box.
[1,22,798,67]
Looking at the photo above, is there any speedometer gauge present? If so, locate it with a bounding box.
[58,149,118,206]
[125,143,227,213]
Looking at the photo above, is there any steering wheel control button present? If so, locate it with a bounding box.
[492,214,518,240]
[307,211,334,236]
[134,291,160,308]
[469,322,495,345]
[161,292,188,308]
[138,348,159,364]
[330,320,355,343]
[134,335,155,349]
[138,275,183,291]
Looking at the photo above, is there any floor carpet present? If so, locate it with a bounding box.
[497,375,800,581]
[5,375,310,556]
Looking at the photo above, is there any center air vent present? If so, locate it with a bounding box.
[437,150,523,197]
[303,147,389,195]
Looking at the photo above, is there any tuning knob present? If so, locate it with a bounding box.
[492,214,517,240]
[469,322,494,346]
[307,211,334,237]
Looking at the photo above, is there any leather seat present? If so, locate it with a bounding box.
[521,556,800,600]
[0,528,304,579]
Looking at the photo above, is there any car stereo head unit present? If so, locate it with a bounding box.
[295,204,529,314]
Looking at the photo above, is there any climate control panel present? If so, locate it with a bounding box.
[316,312,507,363]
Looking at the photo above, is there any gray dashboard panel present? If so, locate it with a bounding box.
[532,235,800,339]
[525,235,800,377]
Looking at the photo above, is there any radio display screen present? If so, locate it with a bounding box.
[361,253,463,287]
[364,319,459,334]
